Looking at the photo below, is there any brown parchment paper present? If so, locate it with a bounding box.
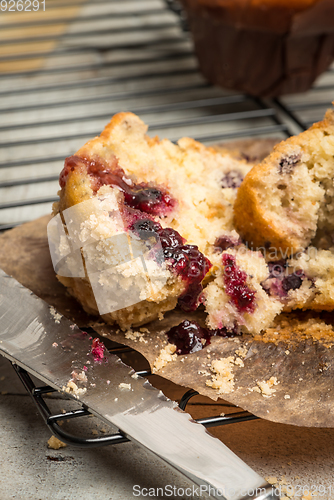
[2,214,334,428]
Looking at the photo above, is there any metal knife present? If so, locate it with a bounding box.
[0,269,278,500]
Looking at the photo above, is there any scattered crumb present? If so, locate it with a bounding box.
[235,346,248,358]
[284,394,290,399]
[219,412,225,417]
[49,306,62,324]
[62,380,87,398]
[198,369,210,376]
[125,329,148,344]
[206,357,235,394]
[256,377,279,397]
[52,342,58,348]
[119,383,131,390]
[266,476,295,499]
[92,429,98,435]
[234,357,244,367]
[47,436,67,450]
[114,398,118,402]
[158,312,164,320]
[153,343,177,373]
[265,476,278,485]
[249,386,261,393]
[139,327,149,333]
[71,370,87,383]
[285,350,290,355]
[131,373,139,379]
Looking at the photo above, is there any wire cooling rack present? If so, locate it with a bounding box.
[1,0,334,445]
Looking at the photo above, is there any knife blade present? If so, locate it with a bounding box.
[0,269,278,500]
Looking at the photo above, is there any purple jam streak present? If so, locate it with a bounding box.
[222,254,256,314]
[60,155,175,216]
[166,320,240,355]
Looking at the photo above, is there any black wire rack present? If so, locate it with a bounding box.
[1,0,334,446]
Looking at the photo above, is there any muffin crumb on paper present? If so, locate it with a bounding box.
[153,343,177,373]
[206,357,235,394]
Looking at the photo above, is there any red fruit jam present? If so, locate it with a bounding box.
[166,320,240,355]
[222,254,256,314]
[91,337,105,361]
[60,155,175,217]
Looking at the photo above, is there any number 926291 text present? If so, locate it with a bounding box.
[1,0,45,11]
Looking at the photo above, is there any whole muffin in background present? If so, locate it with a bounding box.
[180,0,334,96]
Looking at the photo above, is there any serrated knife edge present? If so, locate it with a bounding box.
[0,269,278,500]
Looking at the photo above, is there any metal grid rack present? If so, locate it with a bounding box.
[1,0,334,444]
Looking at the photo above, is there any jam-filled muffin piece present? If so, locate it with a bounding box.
[53,112,252,329]
[203,246,283,335]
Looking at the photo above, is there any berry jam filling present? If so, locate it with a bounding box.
[222,254,256,314]
[130,219,211,311]
[262,260,305,298]
[214,235,242,252]
[91,337,105,361]
[166,320,240,355]
[60,155,175,217]
[221,170,243,189]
